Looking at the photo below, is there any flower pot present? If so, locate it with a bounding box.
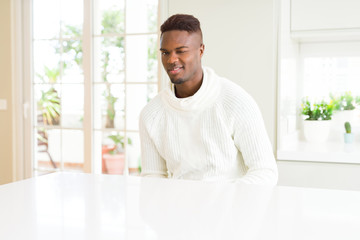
[303,120,331,143]
[102,153,125,174]
[344,133,354,144]
[102,145,115,173]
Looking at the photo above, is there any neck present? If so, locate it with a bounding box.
[174,71,204,98]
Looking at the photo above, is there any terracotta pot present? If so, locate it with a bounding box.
[102,153,125,175]
[102,145,115,173]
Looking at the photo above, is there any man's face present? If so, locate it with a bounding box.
[160,30,204,85]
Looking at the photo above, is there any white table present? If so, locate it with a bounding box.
[0,172,359,240]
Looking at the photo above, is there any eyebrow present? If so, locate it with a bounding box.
[160,46,189,51]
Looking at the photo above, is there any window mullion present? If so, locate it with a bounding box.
[123,0,129,176]
[83,0,93,173]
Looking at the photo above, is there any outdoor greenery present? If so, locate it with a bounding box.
[107,133,132,154]
[36,65,62,125]
[38,8,157,129]
[35,6,157,172]
[101,9,125,128]
[301,98,333,120]
[37,88,61,125]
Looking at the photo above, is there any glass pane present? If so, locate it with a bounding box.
[33,40,61,84]
[93,37,125,83]
[62,130,84,172]
[93,0,125,35]
[33,0,61,39]
[35,128,61,169]
[303,57,360,98]
[127,132,141,175]
[126,0,158,33]
[62,40,83,82]
[101,131,126,175]
[126,34,158,82]
[34,84,62,127]
[61,0,83,38]
[126,84,157,131]
[61,84,83,128]
[94,84,125,129]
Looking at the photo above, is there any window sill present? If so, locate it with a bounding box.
[277,140,360,164]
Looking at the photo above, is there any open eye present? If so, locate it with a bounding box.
[161,52,169,56]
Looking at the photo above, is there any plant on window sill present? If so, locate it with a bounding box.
[301,98,334,143]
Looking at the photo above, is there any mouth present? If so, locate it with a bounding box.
[168,66,183,75]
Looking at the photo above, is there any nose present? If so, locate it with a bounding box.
[167,52,178,64]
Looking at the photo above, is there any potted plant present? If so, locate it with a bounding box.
[102,133,132,174]
[344,122,354,144]
[356,96,360,107]
[331,92,356,121]
[36,66,62,169]
[37,87,61,125]
[301,98,333,143]
[330,92,358,138]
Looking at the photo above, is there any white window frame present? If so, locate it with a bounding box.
[15,0,168,178]
[276,0,360,164]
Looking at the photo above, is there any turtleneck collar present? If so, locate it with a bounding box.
[161,66,221,112]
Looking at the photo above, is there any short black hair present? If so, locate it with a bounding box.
[160,14,202,38]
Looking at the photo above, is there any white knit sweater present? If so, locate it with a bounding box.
[139,67,278,185]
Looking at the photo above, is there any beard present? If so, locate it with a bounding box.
[170,77,186,85]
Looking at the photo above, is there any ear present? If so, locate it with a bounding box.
[200,43,205,57]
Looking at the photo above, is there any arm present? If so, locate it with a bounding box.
[139,112,168,178]
[233,97,278,186]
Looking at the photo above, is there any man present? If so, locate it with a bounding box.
[139,14,278,185]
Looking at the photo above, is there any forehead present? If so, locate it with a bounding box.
[160,30,201,49]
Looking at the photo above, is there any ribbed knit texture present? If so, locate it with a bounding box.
[139,67,278,185]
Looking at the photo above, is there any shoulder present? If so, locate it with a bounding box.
[219,77,260,114]
[140,93,164,122]
[140,91,165,125]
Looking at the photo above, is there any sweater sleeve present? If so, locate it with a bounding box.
[232,95,278,186]
[139,111,168,178]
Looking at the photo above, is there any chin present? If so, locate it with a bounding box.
[170,77,186,85]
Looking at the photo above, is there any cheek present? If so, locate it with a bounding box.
[182,55,194,65]
[161,57,167,66]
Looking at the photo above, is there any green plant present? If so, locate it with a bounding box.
[38,87,61,125]
[344,122,351,134]
[355,96,360,106]
[301,98,333,120]
[36,65,62,125]
[103,90,118,128]
[61,25,83,67]
[343,92,355,110]
[107,133,132,154]
[330,92,355,111]
[101,9,125,128]
[330,93,341,111]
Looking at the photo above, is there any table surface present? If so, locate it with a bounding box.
[0,172,359,240]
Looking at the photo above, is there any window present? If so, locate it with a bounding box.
[29,0,159,175]
[277,0,360,163]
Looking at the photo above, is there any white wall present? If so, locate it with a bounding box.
[165,0,360,191]
[0,0,14,185]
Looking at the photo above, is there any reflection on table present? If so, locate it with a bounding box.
[0,173,359,240]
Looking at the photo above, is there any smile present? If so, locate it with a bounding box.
[168,66,183,75]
